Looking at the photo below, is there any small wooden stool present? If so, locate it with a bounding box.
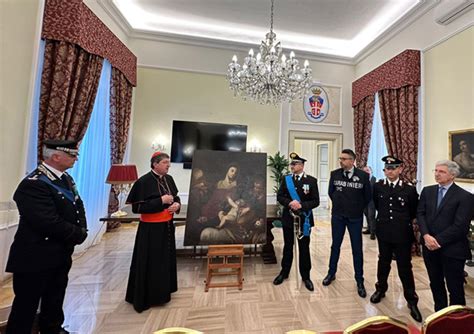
[205,244,244,292]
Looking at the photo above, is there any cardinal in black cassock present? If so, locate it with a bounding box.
[125,152,180,313]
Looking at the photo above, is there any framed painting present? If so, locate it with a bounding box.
[184,150,267,246]
[449,128,474,183]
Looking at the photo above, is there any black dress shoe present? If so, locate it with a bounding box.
[370,290,385,303]
[362,229,371,234]
[322,274,336,286]
[357,282,367,298]
[303,279,314,291]
[408,304,422,322]
[273,273,288,285]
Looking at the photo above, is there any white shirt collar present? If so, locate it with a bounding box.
[439,182,453,190]
[385,178,400,187]
[42,162,63,179]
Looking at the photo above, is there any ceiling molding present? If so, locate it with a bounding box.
[436,0,474,25]
[96,0,133,37]
[98,0,442,66]
[354,0,439,64]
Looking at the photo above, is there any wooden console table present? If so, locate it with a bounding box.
[100,204,279,264]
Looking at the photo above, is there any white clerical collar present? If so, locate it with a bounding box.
[42,162,63,179]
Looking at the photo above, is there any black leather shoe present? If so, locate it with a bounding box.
[408,304,422,322]
[322,274,336,286]
[357,282,367,298]
[273,273,288,285]
[303,279,314,291]
[370,234,376,240]
[370,290,385,303]
[362,229,371,234]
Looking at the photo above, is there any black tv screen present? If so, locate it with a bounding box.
[171,120,248,163]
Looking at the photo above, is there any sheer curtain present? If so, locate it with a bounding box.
[25,39,45,173]
[367,93,388,180]
[69,60,112,252]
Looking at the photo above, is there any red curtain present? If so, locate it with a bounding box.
[107,68,134,229]
[353,95,375,168]
[378,85,419,183]
[37,40,103,160]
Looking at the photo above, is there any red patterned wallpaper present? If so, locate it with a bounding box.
[42,0,137,86]
[352,49,420,107]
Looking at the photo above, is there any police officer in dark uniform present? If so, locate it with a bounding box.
[6,140,88,334]
[273,152,320,291]
[370,155,422,322]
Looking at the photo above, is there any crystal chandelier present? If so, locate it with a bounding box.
[227,0,312,105]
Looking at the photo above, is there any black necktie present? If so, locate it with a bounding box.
[61,174,70,189]
[344,171,350,179]
[390,183,395,189]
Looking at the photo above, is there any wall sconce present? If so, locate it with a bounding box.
[151,135,166,152]
[249,139,262,153]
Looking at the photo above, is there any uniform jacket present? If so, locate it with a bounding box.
[277,173,320,228]
[6,164,87,273]
[328,167,372,218]
[417,183,474,260]
[373,179,418,243]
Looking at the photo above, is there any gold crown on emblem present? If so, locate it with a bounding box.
[387,157,395,163]
[311,87,322,95]
[290,152,297,159]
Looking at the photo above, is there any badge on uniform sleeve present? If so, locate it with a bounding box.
[303,184,310,194]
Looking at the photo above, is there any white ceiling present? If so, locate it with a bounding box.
[103,0,471,61]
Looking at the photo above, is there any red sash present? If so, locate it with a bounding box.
[140,210,173,223]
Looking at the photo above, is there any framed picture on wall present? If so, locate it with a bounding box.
[449,128,474,183]
[290,83,342,126]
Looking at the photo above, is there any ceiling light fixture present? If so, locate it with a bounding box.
[227,0,312,105]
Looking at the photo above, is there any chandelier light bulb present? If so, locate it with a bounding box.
[270,46,276,54]
[256,53,262,61]
[289,51,295,59]
[304,60,309,68]
[249,48,254,56]
[232,55,237,63]
[281,54,286,62]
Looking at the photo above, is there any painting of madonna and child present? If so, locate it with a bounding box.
[183,150,267,246]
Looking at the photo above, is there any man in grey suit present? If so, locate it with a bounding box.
[417,160,474,311]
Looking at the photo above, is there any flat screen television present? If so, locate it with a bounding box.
[170,120,248,165]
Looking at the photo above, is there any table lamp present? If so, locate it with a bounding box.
[106,164,138,217]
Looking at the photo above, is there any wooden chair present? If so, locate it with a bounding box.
[205,244,244,292]
[153,327,202,334]
[422,305,474,334]
[344,315,409,334]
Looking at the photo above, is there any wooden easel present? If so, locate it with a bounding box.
[205,244,244,292]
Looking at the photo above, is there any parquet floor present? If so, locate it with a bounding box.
[1,210,473,333]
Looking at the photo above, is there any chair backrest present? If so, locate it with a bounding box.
[153,327,203,334]
[344,315,409,334]
[422,305,474,334]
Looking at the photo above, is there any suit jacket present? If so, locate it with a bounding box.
[373,179,418,243]
[277,173,320,228]
[417,183,474,259]
[6,164,87,273]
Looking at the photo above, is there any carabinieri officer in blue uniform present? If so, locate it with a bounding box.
[6,140,88,334]
[273,152,320,291]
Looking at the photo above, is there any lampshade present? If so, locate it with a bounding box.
[106,164,138,184]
